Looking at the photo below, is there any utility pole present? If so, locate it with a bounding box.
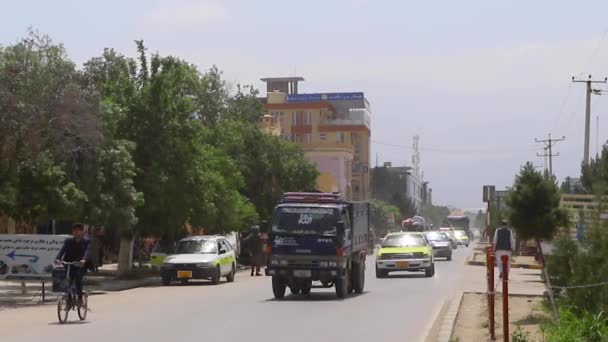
[572,75,607,165]
[535,134,566,177]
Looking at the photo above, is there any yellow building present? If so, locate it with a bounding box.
[260,77,371,201]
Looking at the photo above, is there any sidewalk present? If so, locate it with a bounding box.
[466,242,544,270]
[0,262,250,311]
[429,245,548,342]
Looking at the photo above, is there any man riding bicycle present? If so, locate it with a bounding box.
[56,223,91,304]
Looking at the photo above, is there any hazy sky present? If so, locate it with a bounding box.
[3,0,608,208]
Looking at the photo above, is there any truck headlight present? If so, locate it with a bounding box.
[196,262,214,268]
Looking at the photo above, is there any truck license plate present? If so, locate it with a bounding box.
[396,261,409,267]
[293,270,312,278]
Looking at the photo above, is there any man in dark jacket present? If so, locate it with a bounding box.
[243,226,263,276]
[493,219,516,278]
[56,223,91,302]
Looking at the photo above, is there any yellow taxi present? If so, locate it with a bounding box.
[376,232,435,278]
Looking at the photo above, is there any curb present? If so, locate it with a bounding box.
[465,258,544,270]
[437,292,464,342]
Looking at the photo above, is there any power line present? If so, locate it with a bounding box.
[371,140,537,156]
[535,133,566,176]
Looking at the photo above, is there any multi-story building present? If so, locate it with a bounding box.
[260,77,371,200]
[370,163,427,211]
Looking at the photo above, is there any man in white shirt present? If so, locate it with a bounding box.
[493,219,516,278]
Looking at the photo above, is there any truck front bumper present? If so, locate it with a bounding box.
[265,267,345,279]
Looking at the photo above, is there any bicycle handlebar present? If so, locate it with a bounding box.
[60,261,83,267]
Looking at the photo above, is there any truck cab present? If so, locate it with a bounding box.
[266,192,369,299]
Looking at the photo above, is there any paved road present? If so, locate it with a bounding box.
[0,245,477,342]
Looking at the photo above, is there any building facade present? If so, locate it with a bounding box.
[260,77,371,200]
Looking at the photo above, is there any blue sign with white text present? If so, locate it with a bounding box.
[287,92,364,103]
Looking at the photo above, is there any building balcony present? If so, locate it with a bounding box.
[319,109,371,130]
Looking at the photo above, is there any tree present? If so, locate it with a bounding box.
[370,200,400,235]
[581,145,608,194]
[391,192,418,220]
[421,205,451,227]
[507,162,569,259]
[0,31,96,227]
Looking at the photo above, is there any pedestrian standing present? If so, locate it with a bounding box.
[493,219,516,278]
[243,226,263,276]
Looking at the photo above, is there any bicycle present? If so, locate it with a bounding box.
[56,261,88,324]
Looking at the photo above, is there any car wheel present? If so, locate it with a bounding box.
[447,253,452,261]
[425,263,435,277]
[272,276,286,299]
[375,264,387,278]
[211,265,221,285]
[301,287,311,295]
[226,263,235,282]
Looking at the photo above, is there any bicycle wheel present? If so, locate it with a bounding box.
[77,294,88,320]
[57,295,69,324]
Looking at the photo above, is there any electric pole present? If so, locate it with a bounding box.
[572,75,607,165]
[535,134,566,177]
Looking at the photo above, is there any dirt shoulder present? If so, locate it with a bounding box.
[451,292,549,341]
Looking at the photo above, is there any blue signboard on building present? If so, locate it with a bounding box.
[287,92,364,103]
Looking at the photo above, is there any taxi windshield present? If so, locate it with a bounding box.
[175,240,217,254]
[382,234,426,247]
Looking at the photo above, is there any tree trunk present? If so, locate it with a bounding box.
[117,236,133,276]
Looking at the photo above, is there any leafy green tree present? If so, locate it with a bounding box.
[421,205,451,227]
[391,192,418,220]
[507,162,569,259]
[370,199,400,234]
[582,146,608,194]
[0,31,95,227]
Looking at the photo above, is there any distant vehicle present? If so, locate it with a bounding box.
[160,236,237,286]
[453,230,470,247]
[447,215,472,239]
[425,231,453,261]
[401,217,430,232]
[0,261,7,275]
[376,232,435,278]
[439,227,458,249]
[266,192,369,299]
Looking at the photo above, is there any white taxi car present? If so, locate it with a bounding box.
[160,236,237,285]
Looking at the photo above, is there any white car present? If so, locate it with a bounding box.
[160,236,237,285]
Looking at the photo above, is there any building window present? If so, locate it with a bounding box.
[320,133,327,141]
[336,132,345,143]
[271,111,284,125]
[305,133,311,144]
[291,111,311,126]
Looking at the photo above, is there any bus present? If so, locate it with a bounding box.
[446,215,471,238]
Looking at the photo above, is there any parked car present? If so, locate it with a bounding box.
[424,231,453,261]
[160,236,237,286]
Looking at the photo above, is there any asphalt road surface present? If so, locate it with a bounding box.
[1,245,475,342]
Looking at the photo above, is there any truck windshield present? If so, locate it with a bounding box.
[272,206,339,235]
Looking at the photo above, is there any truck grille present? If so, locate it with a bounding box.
[381,252,426,260]
[287,260,320,267]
